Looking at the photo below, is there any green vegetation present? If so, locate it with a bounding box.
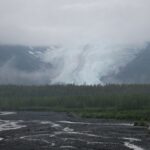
[134,121,149,127]
[0,84,150,121]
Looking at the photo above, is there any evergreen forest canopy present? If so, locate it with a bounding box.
[0,84,150,121]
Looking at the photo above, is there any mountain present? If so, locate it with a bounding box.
[114,44,150,84]
[0,44,150,84]
[0,45,48,71]
[93,44,150,84]
[0,45,51,85]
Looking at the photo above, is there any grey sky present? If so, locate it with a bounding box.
[0,0,150,46]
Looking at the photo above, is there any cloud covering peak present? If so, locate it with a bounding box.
[0,0,150,85]
[0,0,150,46]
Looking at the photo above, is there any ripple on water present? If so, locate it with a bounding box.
[58,120,133,126]
[123,137,143,150]
[0,111,16,116]
[123,137,141,142]
[0,120,26,131]
[63,127,74,132]
[60,145,77,149]
[31,120,61,128]
[124,142,144,150]
[54,130,99,137]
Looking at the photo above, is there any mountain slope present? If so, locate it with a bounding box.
[0,45,51,85]
[113,44,150,83]
[0,45,48,71]
[0,45,150,84]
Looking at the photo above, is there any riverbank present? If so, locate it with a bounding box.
[0,111,150,150]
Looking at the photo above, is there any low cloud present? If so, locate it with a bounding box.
[0,58,50,85]
[0,0,149,84]
[0,0,150,46]
[39,44,143,85]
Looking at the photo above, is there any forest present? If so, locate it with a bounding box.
[0,84,150,121]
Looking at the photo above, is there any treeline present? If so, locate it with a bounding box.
[0,84,150,120]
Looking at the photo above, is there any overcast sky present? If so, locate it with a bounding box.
[0,0,150,46]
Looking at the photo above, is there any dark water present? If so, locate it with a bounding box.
[0,111,149,150]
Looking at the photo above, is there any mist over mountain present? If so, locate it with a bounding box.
[0,1,150,85]
[0,44,149,85]
[0,45,51,85]
[113,44,150,83]
[0,45,48,71]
